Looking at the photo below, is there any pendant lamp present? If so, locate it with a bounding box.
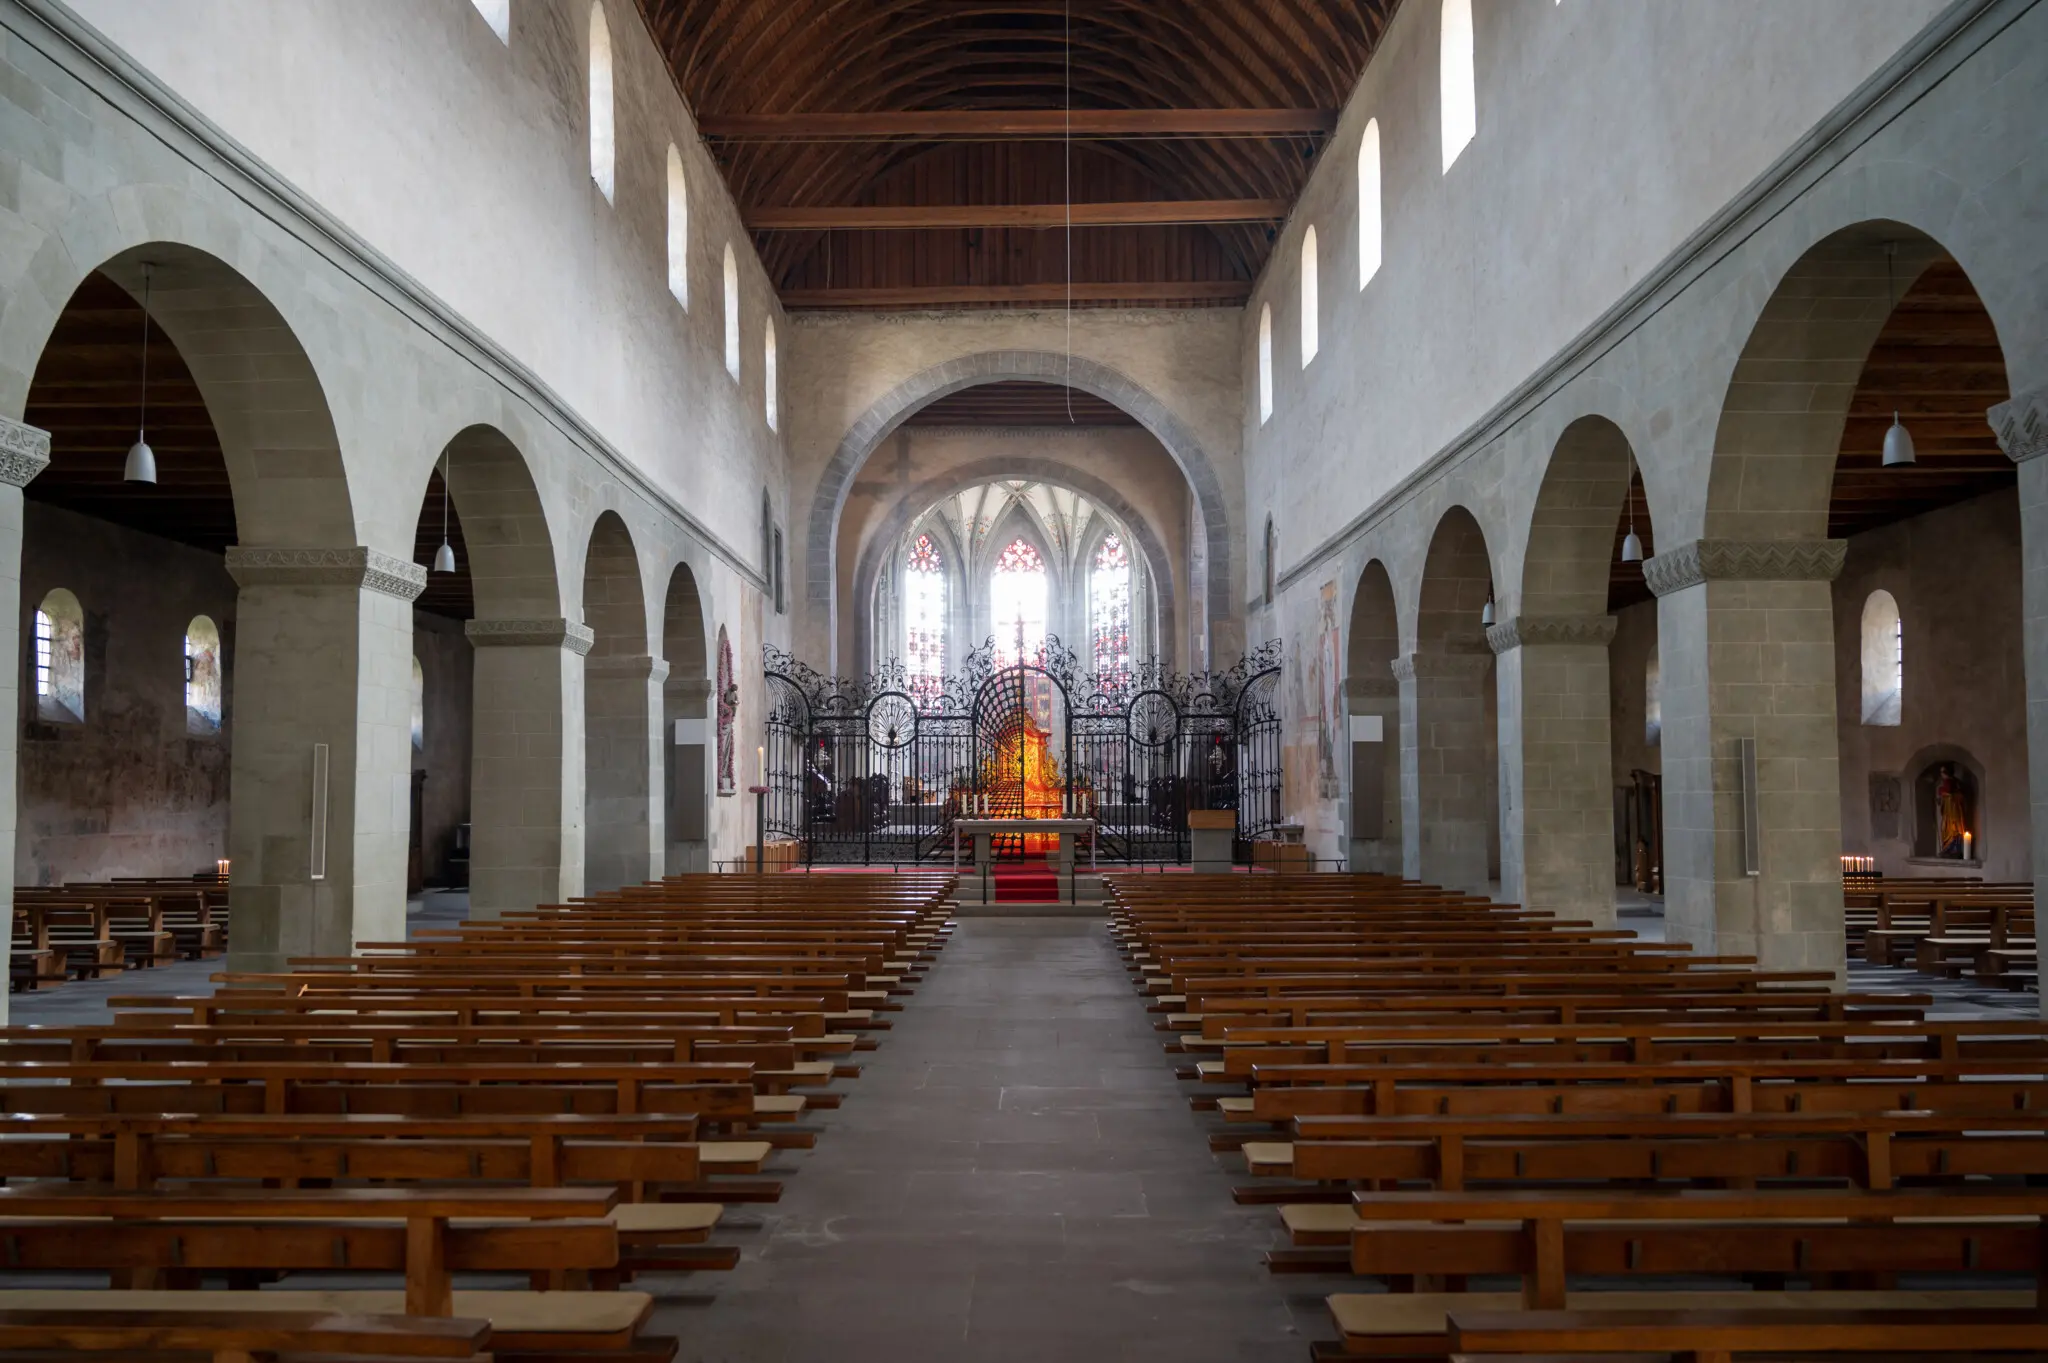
[1881,243,1916,467]
[1480,594,1495,628]
[123,264,157,485]
[1620,453,1644,563]
[431,450,456,573]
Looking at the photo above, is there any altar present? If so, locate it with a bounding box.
[952,818,1097,874]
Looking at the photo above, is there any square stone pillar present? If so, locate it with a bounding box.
[223,547,426,972]
[1487,614,1618,926]
[1344,675,1402,874]
[465,617,592,918]
[585,653,666,895]
[1396,650,1493,895]
[1645,539,1847,978]
[0,417,51,1027]
[1989,387,2048,1017]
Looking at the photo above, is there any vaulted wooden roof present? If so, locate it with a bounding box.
[636,0,1401,308]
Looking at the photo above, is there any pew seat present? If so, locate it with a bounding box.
[0,1291,654,1354]
[1319,1289,2035,1359]
[0,1307,489,1361]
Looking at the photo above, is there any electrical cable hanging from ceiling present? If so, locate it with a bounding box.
[1064,0,1075,424]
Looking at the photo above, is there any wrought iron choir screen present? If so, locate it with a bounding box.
[763,638,1282,865]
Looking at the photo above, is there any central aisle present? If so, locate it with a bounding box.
[665,916,1326,1362]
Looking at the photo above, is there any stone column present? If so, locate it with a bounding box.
[1989,387,2048,1016]
[223,547,425,971]
[585,653,666,895]
[465,617,592,918]
[665,676,713,874]
[1488,614,1618,926]
[1396,650,1493,894]
[0,417,50,1026]
[1344,675,1401,874]
[1646,539,1847,977]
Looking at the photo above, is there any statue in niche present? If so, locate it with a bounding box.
[715,626,737,796]
[1934,762,1969,857]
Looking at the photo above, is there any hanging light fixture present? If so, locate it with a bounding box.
[1881,241,1916,468]
[123,263,157,485]
[1479,593,1495,627]
[1620,452,1644,563]
[431,450,456,573]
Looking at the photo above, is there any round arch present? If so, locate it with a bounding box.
[1521,414,1645,617]
[807,352,1234,660]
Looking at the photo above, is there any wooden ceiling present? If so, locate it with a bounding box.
[901,381,1137,426]
[1606,259,2011,612]
[636,0,1401,308]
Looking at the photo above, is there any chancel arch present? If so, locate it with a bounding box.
[805,354,1234,671]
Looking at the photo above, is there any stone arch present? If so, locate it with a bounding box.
[807,352,1234,660]
[850,458,1180,673]
[6,227,358,550]
[430,423,563,620]
[582,510,657,894]
[1521,414,1643,617]
[661,560,712,873]
[1346,559,1402,872]
[1704,220,1955,541]
[1406,505,1498,894]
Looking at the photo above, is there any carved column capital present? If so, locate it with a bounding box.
[1991,386,2048,463]
[1484,613,1617,655]
[225,546,427,602]
[0,415,50,488]
[465,617,597,655]
[1392,650,1492,682]
[1643,538,1846,597]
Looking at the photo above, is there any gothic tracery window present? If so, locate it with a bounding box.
[904,533,947,707]
[1090,533,1132,684]
[990,538,1048,668]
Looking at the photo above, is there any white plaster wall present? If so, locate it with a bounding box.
[1248,0,1948,559]
[65,0,786,568]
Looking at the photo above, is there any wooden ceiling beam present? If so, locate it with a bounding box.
[747,198,1286,229]
[701,109,1337,139]
[781,281,1250,307]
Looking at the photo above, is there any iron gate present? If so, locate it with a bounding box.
[763,637,1282,865]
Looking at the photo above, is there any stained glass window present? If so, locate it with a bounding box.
[991,538,1047,668]
[1091,533,1132,683]
[905,534,947,706]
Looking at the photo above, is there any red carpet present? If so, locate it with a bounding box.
[992,866,1061,902]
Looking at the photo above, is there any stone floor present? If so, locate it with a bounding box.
[648,916,1334,1363]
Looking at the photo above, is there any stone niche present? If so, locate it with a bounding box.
[1907,745,1983,865]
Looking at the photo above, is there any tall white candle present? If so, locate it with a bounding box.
[757,745,765,786]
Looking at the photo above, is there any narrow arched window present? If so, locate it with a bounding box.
[411,655,426,751]
[472,0,510,43]
[904,533,947,707]
[990,539,1048,668]
[1440,0,1476,172]
[184,615,222,736]
[764,319,778,430]
[33,588,83,724]
[1358,119,1382,290]
[1862,590,1903,725]
[723,244,740,379]
[1257,304,1273,424]
[587,4,614,203]
[1644,645,1661,747]
[1300,226,1319,366]
[1090,533,1132,684]
[666,145,689,307]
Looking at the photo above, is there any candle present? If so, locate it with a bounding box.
[1964,832,1973,860]
[756,746,765,786]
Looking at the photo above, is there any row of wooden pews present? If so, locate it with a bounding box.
[0,870,956,1362]
[1849,877,2036,990]
[11,878,228,991]
[1108,871,2048,1362]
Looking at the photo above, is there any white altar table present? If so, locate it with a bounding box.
[951,818,1097,873]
